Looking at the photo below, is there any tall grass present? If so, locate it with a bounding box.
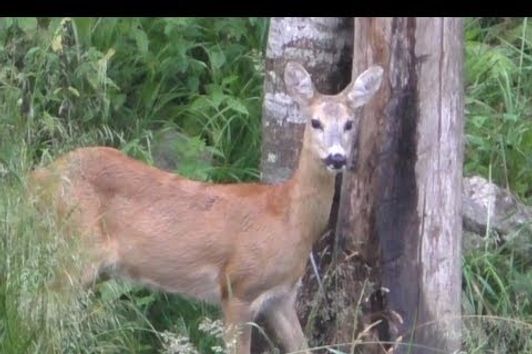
[462,17,531,354]
[465,17,532,203]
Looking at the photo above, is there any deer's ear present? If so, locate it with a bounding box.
[344,65,384,108]
[284,62,316,106]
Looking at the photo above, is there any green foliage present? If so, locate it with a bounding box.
[0,17,266,180]
[465,17,532,202]
[462,231,531,353]
[462,18,531,353]
[77,17,267,182]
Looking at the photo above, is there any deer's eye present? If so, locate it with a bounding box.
[344,120,353,131]
[311,119,323,130]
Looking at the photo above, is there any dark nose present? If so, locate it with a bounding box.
[325,153,347,169]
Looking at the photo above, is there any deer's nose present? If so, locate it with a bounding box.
[325,153,347,170]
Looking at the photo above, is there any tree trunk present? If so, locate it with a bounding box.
[258,17,353,352]
[335,18,464,353]
[261,17,353,183]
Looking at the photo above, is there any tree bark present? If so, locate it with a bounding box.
[335,18,464,353]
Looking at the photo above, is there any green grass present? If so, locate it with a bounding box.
[465,17,532,203]
[462,18,531,353]
[0,17,530,354]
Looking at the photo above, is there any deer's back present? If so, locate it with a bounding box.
[30,147,306,303]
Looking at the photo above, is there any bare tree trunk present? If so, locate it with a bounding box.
[261,17,353,183]
[258,17,353,353]
[335,18,464,353]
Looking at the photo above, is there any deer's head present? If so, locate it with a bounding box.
[284,62,383,172]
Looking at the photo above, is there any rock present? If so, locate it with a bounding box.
[462,175,531,254]
[151,128,214,181]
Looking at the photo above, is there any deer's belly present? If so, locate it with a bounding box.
[116,262,222,304]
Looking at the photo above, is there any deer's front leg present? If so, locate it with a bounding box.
[264,287,310,354]
[222,297,254,354]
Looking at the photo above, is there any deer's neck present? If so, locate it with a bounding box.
[287,130,336,248]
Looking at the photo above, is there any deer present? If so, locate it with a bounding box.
[29,62,383,354]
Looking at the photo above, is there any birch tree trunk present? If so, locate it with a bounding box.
[261,17,353,183]
[257,17,353,352]
[334,17,464,353]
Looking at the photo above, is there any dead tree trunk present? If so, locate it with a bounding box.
[335,18,464,353]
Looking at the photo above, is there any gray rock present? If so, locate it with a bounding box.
[463,175,531,254]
